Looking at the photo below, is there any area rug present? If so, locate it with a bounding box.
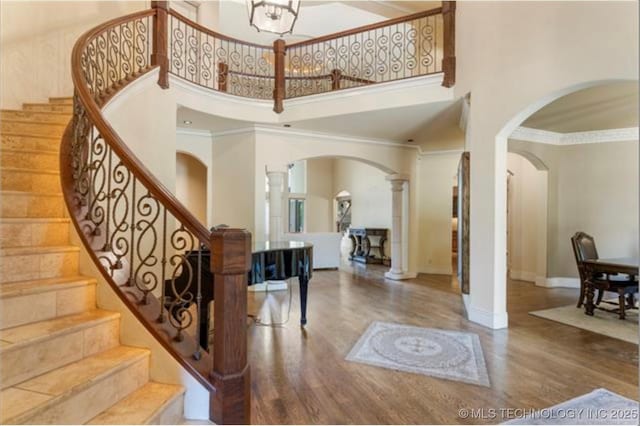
[530,303,638,344]
[346,321,490,387]
[503,388,639,425]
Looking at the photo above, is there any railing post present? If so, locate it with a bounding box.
[218,62,229,93]
[273,39,286,114]
[330,69,342,91]
[151,1,169,89]
[209,228,251,425]
[441,1,456,88]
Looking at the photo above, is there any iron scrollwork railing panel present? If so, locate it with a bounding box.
[70,15,211,359]
[285,12,443,98]
[168,11,275,99]
[80,15,153,104]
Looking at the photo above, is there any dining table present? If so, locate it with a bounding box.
[582,257,639,318]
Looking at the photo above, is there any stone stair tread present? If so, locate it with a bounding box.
[0,245,79,257]
[0,165,59,175]
[0,345,149,425]
[86,382,185,425]
[0,189,63,196]
[0,275,95,298]
[0,131,64,139]
[0,217,69,224]
[1,118,67,126]
[2,108,71,115]
[0,310,120,352]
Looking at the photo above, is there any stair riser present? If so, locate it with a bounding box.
[0,250,79,284]
[1,170,61,193]
[1,121,66,138]
[0,317,118,390]
[0,284,95,329]
[1,151,59,170]
[148,393,185,425]
[0,193,65,219]
[0,221,68,248]
[1,111,71,125]
[49,98,74,105]
[21,357,148,425]
[23,104,73,114]
[1,135,59,153]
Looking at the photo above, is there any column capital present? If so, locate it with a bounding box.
[385,173,410,182]
[265,164,289,175]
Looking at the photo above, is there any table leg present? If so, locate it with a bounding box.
[585,282,596,316]
[299,274,308,326]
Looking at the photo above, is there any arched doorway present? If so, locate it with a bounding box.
[494,80,638,320]
[175,152,208,225]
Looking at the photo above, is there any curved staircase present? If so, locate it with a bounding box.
[0,97,185,424]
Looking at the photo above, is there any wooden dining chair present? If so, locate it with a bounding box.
[572,232,638,319]
[571,232,600,308]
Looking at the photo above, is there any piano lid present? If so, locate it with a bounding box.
[252,240,313,254]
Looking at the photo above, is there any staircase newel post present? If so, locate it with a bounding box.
[151,1,169,89]
[273,39,286,113]
[209,228,252,425]
[441,1,456,88]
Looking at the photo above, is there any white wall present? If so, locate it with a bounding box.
[416,152,460,275]
[305,158,335,233]
[507,152,548,284]
[176,130,214,227]
[454,1,639,328]
[0,1,148,109]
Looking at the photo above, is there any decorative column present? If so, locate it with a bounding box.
[385,174,416,281]
[266,168,287,242]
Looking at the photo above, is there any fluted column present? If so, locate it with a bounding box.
[267,169,286,242]
[384,174,416,281]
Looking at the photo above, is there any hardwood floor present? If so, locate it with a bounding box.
[247,264,638,424]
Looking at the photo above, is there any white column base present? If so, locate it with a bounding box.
[384,271,418,281]
[248,281,289,292]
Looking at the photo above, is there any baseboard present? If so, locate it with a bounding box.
[465,303,508,329]
[418,265,452,275]
[384,271,418,281]
[248,281,289,292]
[539,277,580,289]
[509,270,536,283]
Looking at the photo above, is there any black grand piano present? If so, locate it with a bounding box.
[164,241,313,349]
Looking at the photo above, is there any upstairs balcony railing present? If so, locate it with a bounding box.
[167,1,456,112]
[61,2,455,425]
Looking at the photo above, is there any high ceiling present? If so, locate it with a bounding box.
[177,99,462,148]
[522,81,639,133]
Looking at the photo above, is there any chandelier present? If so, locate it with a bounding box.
[247,0,301,36]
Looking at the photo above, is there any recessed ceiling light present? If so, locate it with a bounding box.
[183,120,192,125]
[283,124,291,128]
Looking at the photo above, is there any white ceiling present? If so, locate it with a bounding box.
[523,81,639,133]
[177,99,462,146]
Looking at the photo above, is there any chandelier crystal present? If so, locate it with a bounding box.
[247,0,300,36]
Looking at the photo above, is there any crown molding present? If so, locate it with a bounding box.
[210,124,422,151]
[418,148,464,158]
[176,127,213,137]
[512,126,639,146]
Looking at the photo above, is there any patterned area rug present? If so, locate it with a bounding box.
[503,388,639,425]
[346,321,490,387]
[530,303,638,344]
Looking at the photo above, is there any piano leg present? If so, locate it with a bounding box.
[199,303,210,350]
[299,275,308,326]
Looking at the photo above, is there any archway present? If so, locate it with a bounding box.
[493,79,637,322]
[175,152,208,225]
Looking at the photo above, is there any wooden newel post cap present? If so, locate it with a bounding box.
[210,228,252,275]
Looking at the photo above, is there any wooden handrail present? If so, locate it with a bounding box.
[70,10,210,247]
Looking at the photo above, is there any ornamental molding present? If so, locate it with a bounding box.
[512,126,639,146]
